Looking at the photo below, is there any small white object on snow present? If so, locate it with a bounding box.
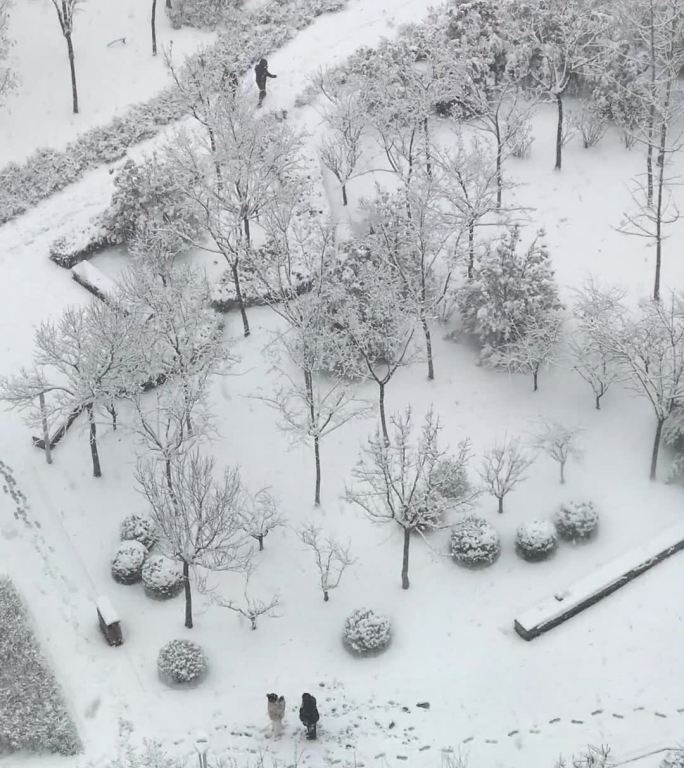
[96,595,119,626]
[515,521,684,640]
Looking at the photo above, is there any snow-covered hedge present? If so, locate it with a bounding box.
[49,216,112,268]
[449,515,501,568]
[433,457,470,500]
[343,608,392,656]
[142,555,185,600]
[157,639,207,685]
[120,513,158,550]
[211,264,313,313]
[168,0,242,29]
[554,501,599,542]
[0,578,81,755]
[111,541,148,585]
[515,519,558,562]
[660,750,684,768]
[0,0,351,227]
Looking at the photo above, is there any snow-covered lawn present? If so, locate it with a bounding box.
[1,1,684,768]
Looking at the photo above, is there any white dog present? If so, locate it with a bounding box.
[266,693,286,736]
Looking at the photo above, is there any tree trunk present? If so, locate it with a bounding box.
[323,590,329,602]
[533,370,538,392]
[243,216,251,248]
[183,559,193,629]
[39,393,52,465]
[109,405,117,431]
[342,183,348,207]
[422,117,432,178]
[151,0,158,56]
[495,123,503,209]
[401,527,411,590]
[421,314,434,381]
[379,381,389,445]
[66,33,79,115]
[595,393,601,410]
[231,261,250,337]
[314,435,321,506]
[554,93,563,171]
[258,534,264,551]
[559,459,565,485]
[650,417,665,481]
[467,220,475,279]
[250,617,257,630]
[166,0,171,7]
[497,495,504,514]
[646,5,656,206]
[86,404,101,478]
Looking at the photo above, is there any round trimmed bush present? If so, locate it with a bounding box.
[450,515,501,568]
[142,555,184,600]
[516,519,558,562]
[120,513,158,550]
[343,608,391,656]
[555,501,599,542]
[111,541,147,584]
[157,639,207,685]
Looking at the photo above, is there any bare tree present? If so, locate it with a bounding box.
[478,437,533,514]
[498,311,563,391]
[346,407,475,590]
[136,450,250,629]
[0,299,137,477]
[49,0,82,114]
[318,91,366,207]
[208,567,280,630]
[599,292,684,479]
[570,282,624,409]
[532,420,584,484]
[298,523,354,602]
[237,489,285,551]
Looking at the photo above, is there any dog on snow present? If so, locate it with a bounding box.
[266,693,286,736]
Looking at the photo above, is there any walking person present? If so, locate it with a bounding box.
[299,693,319,740]
[254,57,277,107]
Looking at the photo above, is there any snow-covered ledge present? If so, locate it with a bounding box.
[71,261,118,303]
[514,522,684,640]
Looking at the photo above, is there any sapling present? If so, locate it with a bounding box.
[532,420,583,484]
[298,523,354,602]
[478,437,533,513]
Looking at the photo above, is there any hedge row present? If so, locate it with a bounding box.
[0,0,349,227]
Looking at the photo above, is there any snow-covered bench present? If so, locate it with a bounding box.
[71,261,118,303]
[514,522,684,640]
[96,595,123,646]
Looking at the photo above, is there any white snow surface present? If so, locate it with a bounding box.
[1,0,684,767]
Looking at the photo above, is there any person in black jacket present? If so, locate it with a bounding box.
[299,693,319,740]
[254,58,277,106]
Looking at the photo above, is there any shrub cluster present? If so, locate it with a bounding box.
[167,0,242,29]
[555,501,599,542]
[0,578,81,755]
[343,608,391,656]
[111,541,148,585]
[449,515,501,568]
[120,513,158,550]
[157,639,207,684]
[0,0,351,227]
[142,555,185,600]
[515,519,558,562]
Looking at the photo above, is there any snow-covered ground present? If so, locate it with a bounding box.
[1,1,684,768]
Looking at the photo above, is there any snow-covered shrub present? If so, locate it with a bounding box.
[457,225,561,364]
[111,541,148,585]
[570,101,608,149]
[120,513,158,550]
[142,555,184,600]
[48,216,111,268]
[449,515,501,568]
[167,0,241,29]
[157,639,207,685]
[555,501,599,542]
[515,519,558,562]
[660,750,684,768]
[0,578,81,755]
[343,608,392,656]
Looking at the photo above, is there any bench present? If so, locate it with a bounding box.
[71,261,118,303]
[514,522,684,640]
[96,595,123,646]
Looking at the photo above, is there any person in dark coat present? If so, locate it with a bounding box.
[254,57,277,106]
[299,693,319,740]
